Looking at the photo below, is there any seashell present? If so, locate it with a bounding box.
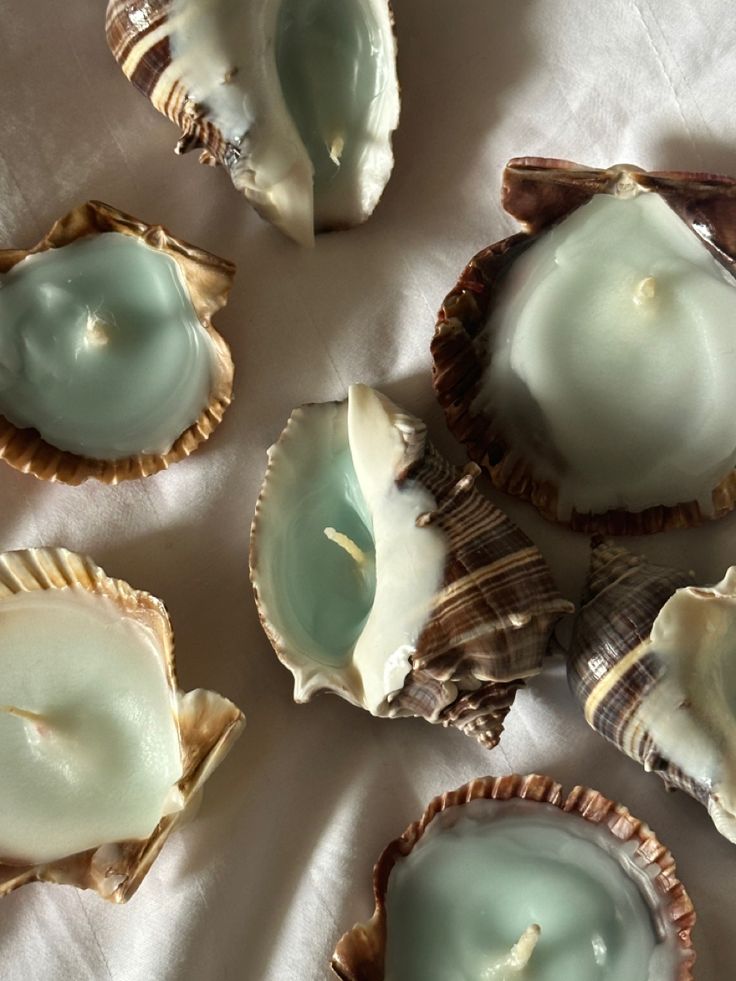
[105,0,400,247]
[0,200,234,485]
[250,384,572,749]
[0,547,244,903]
[432,156,736,535]
[568,538,736,843]
[332,773,695,980]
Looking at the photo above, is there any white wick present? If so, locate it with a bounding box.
[323,527,369,568]
[483,924,541,979]
[328,134,345,166]
[0,704,52,734]
[634,275,657,306]
[85,314,110,347]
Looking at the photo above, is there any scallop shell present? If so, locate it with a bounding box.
[568,538,736,841]
[331,773,696,980]
[0,200,234,484]
[250,391,572,749]
[0,547,244,903]
[105,0,400,246]
[432,156,736,535]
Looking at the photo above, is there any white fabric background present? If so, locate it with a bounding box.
[0,1,734,978]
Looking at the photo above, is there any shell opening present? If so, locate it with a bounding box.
[275,0,398,231]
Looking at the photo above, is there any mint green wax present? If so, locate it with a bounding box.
[0,233,215,459]
[276,0,383,199]
[385,801,675,981]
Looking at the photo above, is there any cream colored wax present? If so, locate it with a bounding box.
[385,800,681,981]
[477,191,736,516]
[0,589,183,864]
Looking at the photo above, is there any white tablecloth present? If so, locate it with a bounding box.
[0,1,734,977]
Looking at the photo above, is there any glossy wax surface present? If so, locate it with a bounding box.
[478,191,736,515]
[385,800,674,981]
[0,589,183,864]
[276,0,383,203]
[0,232,214,459]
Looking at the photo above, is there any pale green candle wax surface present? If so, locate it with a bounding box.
[0,589,183,864]
[283,445,376,666]
[385,801,676,981]
[0,232,215,460]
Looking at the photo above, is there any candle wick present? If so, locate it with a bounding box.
[634,275,657,305]
[508,924,541,970]
[327,133,345,166]
[323,527,369,567]
[0,704,51,734]
[85,313,111,347]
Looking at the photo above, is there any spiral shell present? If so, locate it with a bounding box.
[0,547,244,903]
[0,200,234,484]
[432,156,736,535]
[106,0,400,246]
[569,538,736,843]
[331,773,696,980]
[250,387,572,749]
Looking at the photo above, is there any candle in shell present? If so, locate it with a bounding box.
[106,0,400,246]
[0,548,244,903]
[250,384,572,748]
[332,775,695,981]
[432,157,736,535]
[0,200,234,484]
[569,538,736,844]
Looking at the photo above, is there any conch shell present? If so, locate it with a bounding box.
[0,200,234,485]
[432,156,736,535]
[250,386,572,749]
[105,0,400,246]
[0,547,244,903]
[332,773,696,980]
[569,538,736,843]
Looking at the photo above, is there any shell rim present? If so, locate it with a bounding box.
[330,772,696,981]
[0,200,236,484]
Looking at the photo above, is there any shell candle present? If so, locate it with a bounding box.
[106,0,400,246]
[250,384,571,748]
[0,548,244,902]
[569,538,736,844]
[432,157,736,534]
[0,201,234,484]
[332,775,695,981]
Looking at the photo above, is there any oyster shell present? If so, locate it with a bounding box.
[432,156,736,535]
[568,538,736,843]
[105,0,400,246]
[0,547,244,903]
[0,200,234,484]
[250,385,572,749]
[332,773,696,980]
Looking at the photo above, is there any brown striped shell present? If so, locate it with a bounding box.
[250,389,572,749]
[0,547,244,903]
[432,156,736,535]
[331,773,696,980]
[105,0,400,246]
[568,539,736,843]
[0,200,234,484]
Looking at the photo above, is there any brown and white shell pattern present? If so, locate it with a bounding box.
[331,773,696,980]
[250,394,572,749]
[0,547,244,904]
[0,200,234,485]
[432,156,736,535]
[568,540,703,802]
